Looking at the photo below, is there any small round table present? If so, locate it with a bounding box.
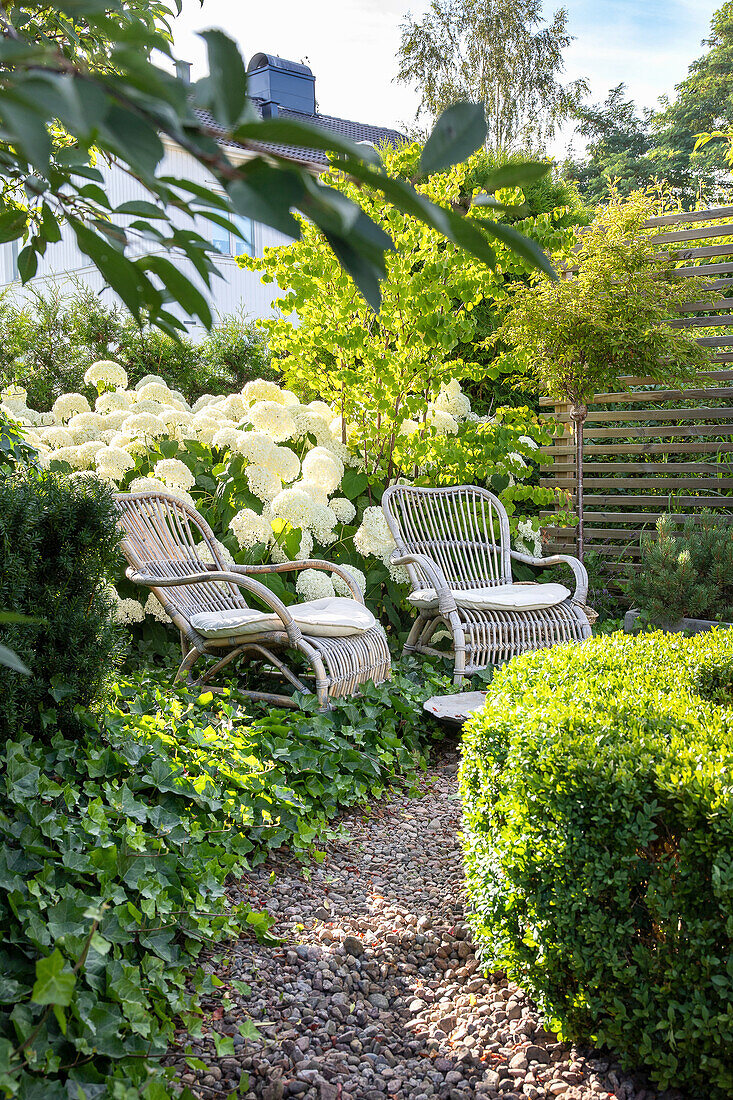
[423,691,487,726]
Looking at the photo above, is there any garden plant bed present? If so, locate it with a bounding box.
[167,749,665,1100]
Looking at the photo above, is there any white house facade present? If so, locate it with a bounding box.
[0,53,404,331]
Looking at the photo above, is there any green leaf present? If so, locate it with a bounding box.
[231,118,382,166]
[141,254,213,328]
[237,1019,262,1041]
[213,1032,235,1056]
[31,948,76,1006]
[420,103,486,175]
[474,160,552,194]
[199,30,248,129]
[228,163,305,239]
[16,245,37,282]
[479,219,557,281]
[0,208,27,243]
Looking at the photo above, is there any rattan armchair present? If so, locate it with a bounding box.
[382,483,591,683]
[114,491,391,708]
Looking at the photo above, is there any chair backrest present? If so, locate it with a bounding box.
[114,492,248,622]
[381,484,511,591]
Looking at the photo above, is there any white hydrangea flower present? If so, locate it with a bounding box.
[310,504,338,545]
[190,414,221,445]
[52,393,91,423]
[427,408,459,435]
[154,458,196,492]
[38,411,56,426]
[354,505,396,560]
[144,592,171,622]
[518,434,539,450]
[129,399,166,416]
[296,568,335,601]
[329,415,355,444]
[514,518,542,558]
[292,478,329,506]
[122,412,168,441]
[294,530,314,561]
[292,409,332,444]
[249,400,296,443]
[134,374,167,391]
[212,426,246,452]
[302,446,343,494]
[389,562,410,585]
[67,411,104,443]
[229,508,272,549]
[237,430,276,465]
[110,432,146,455]
[435,379,472,420]
[246,464,283,502]
[307,400,334,420]
[242,379,286,406]
[269,446,301,483]
[220,393,248,420]
[76,440,106,467]
[115,598,145,624]
[191,393,219,412]
[136,381,173,403]
[330,497,356,524]
[332,565,366,597]
[399,418,420,437]
[270,487,314,531]
[170,389,190,409]
[49,446,87,469]
[95,445,136,481]
[507,452,527,469]
[1,385,27,410]
[84,360,128,390]
[129,476,168,494]
[196,539,236,568]
[40,426,75,449]
[22,429,43,450]
[159,408,192,439]
[281,389,300,407]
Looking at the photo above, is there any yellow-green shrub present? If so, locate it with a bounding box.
[460,630,733,1097]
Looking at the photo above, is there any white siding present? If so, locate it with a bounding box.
[0,145,292,330]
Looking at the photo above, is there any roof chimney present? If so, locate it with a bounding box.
[247,53,315,116]
[175,60,192,85]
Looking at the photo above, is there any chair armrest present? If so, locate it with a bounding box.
[124,566,303,642]
[389,550,458,615]
[236,559,366,605]
[509,550,588,605]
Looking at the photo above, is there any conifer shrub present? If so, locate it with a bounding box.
[624,511,733,626]
[0,469,122,736]
[460,630,733,1097]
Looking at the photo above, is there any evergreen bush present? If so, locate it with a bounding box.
[0,469,122,736]
[460,629,733,1097]
[624,511,733,626]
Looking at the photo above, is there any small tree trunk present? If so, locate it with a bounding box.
[570,404,588,562]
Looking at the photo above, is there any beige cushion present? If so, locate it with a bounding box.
[407,582,571,612]
[190,597,376,640]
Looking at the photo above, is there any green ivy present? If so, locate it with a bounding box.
[0,656,452,1098]
[460,628,733,1098]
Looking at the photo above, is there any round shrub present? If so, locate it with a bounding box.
[460,630,733,1097]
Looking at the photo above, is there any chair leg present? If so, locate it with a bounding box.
[448,612,468,686]
[175,646,202,684]
[404,613,429,655]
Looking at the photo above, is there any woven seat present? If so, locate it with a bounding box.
[114,492,391,708]
[381,484,591,683]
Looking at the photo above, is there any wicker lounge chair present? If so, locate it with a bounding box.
[381,483,591,682]
[114,491,391,707]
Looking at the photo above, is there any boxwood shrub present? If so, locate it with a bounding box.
[460,630,733,1098]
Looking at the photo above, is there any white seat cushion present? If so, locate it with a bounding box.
[407,582,571,612]
[190,597,376,640]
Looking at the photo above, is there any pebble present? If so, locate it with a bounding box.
[166,748,669,1100]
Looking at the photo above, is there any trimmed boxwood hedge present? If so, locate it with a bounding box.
[460,630,733,1098]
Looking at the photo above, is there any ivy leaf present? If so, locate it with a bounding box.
[237,1019,262,1041]
[420,103,486,175]
[31,948,76,1006]
[213,1032,234,1057]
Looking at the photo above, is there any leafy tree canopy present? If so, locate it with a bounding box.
[396,0,588,153]
[0,1,553,333]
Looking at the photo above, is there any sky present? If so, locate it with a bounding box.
[171,0,721,157]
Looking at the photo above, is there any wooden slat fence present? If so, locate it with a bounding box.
[540,205,733,576]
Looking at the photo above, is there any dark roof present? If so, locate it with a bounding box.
[193,102,406,168]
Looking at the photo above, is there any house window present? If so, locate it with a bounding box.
[212,214,255,258]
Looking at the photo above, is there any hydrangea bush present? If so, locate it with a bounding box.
[2,360,558,633]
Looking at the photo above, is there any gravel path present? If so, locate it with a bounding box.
[170,748,672,1100]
